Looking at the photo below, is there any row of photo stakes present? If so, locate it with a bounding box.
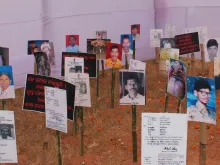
[0,23,219,163]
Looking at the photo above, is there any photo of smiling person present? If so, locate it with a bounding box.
[120,71,145,105]
[0,66,15,99]
[187,77,216,125]
[105,43,122,68]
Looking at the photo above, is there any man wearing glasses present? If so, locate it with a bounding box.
[187,78,215,124]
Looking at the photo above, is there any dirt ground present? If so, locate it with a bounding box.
[2,59,220,165]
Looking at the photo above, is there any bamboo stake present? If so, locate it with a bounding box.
[125,54,128,69]
[96,60,100,97]
[101,59,105,77]
[177,99,182,113]
[56,131,62,165]
[200,44,205,74]
[111,68,116,108]
[79,107,84,156]
[191,53,196,76]
[73,107,78,135]
[155,47,160,63]
[132,40,137,162]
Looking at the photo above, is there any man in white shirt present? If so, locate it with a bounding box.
[122,35,133,55]
[164,40,172,49]
[0,125,13,140]
[120,72,145,105]
[187,78,216,124]
[66,36,79,52]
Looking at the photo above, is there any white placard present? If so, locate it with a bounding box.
[183,28,197,34]
[141,113,187,165]
[129,59,146,73]
[165,24,176,38]
[45,87,67,133]
[65,57,84,77]
[196,27,207,44]
[0,110,18,163]
[150,29,163,47]
[65,73,91,107]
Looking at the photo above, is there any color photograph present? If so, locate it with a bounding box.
[167,59,186,100]
[105,43,122,68]
[96,30,107,39]
[204,38,220,62]
[160,48,179,60]
[65,35,79,52]
[27,40,49,55]
[131,24,140,40]
[121,34,133,55]
[187,77,216,125]
[160,38,176,49]
[39,42,55,66]
[120,70,145,105]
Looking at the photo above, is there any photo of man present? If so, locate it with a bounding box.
[131,24,140,40]
[40,42,55,66]
[120,71,145,105]
[96,31,107,39]
[214,57,220,90]
[0,47,9,66]
[105,43,122,68]
[205,38,220,62]
[187,77,216,125]
[160,38,176,49]
[66,35,79,52]
[121,34,133,55]
[34,52,51,76]
[0,124,14,140]
[28,40,49,55]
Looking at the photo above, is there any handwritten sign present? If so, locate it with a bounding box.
[175,32,200,55]
[23,74,75,120]
[142,113,187,165]
[62,52,96,78]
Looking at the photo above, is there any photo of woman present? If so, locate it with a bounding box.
[0,66,15,99]
[167,59,186,100]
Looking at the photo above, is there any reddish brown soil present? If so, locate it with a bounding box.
[2,59,220,165]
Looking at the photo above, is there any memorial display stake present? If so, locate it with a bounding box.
[73,107,78,135]
[125,54,129,69]
[101,59,105,77]
[164,83,168,113]
[56,131,62,165]
[132,40,137,162]
[177,99,182,113]
[155,47,160,63]
[79,106,84,156]
[97,60,100,97]
[111,68,116,108]
[200,44,205,74]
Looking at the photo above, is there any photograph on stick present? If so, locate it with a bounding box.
[131,24,140,40]
[96,30,107,39]
[150,29,163,47]
[34,52,51,76]
[165,24,176,38]
[167,59,186,100]
[27,40,49,55]
[160,48,179,60]
[65,35,79,52]
[0,47,9,66]
[87,39,111,59]
[160,38,176,49]
[0,66,15,99]
[39,42,55,66]
[105,43,122,69]
[214,57,220,90]
[65,57,84,77]
[187,77,216,125]
[204,38,220,62]
[121,34,133,55]
[129,59,146,73]
[120,70,145,105]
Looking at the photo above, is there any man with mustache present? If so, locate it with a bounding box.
[122,35,133,55]
[0,125,13,140]
[187,78,216,124]
[120,72,145,105]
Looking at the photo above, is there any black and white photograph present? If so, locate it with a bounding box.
[0,111,17,163]
[34,52,51,76]
[160,38,176,49]
[65,73,91,107]
[40,42,55,66]
[0,47,9,66]
[65,57,84,77]
[129,59,146,73]
[120,70,145,105]
[214,57,220,90]
[204,38,220,62]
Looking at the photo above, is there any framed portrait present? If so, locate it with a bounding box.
[27,40,49,55]
[105,43,122,69]
[65,35,79,52]
[160,38,176,49]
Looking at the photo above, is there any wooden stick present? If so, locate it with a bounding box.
[200,44,205,74]
[177,99,182,113]
[164,83,169,112]
[73,107,78,136]
[111,68,116,108]
[79,107,84,156]
[191,53,196,76]
[125,54,128,69]
[155,47,160,63]
[96,60,100,97]
[56,130,62,165]
[132,105,137,162]
[2,99,6,110]
[208,61,214,78]
[199,122,207,165]
[101,59,105,77]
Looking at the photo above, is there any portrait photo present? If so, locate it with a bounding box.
[39,42,55,66]
[120,71,145,105]
[87,39,111,59]
[0,124,15,140]
[150,29,163,47]
[0,47,9,66]
[187,77,216,125]
[160,38,176,49]
[204,38,220,62]
[79,82,87,95]
[96,30,107,39]
[105,43,122,69]
[214,57,220,90]
[64,57,84,77]
[121,34,133,55]
[65,35,79,53]
[160,48,179,60]
[27,40,49,55]
[34,52,51,76]
[0,66,15,99]
[167,59,186,100]
[131,24,140,40]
